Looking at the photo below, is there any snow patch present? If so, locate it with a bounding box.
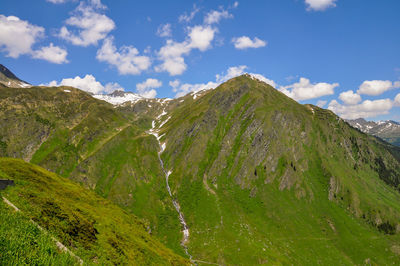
[93,93,143,105]
[64,89,71,93]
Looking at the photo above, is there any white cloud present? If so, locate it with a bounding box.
[46,0,69,3]
[156,23,172,38]
[44,74,106,94]
[58,1,115,46]
[154,40,190,76]
[204,9,232,25]
[233,1,239,8]
[135,78,161,98]
[338,90,361,105]
[248,73,276,87]
[0,15,44,58]
[104,82,124,93]
[0,15,68,64]
[187,25,215,51]
[232,36,267,49]
[96,37,151,75]
[328,99,393,119]
[216,65,247,83]
[279,77,338,101]
[395,93,400,107]
[316,100,327,108]
[171,79,218,98]
[357,80,400,96]
[157,5,233,76]
[179,5,200,23]
[32,43,68,64]
[155,26,216,76]
[305,0,337,11]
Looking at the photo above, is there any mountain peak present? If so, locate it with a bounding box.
[0,64,30,88]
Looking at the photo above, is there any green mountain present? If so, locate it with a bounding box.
[0,158,188,265]
[2,70,400,264]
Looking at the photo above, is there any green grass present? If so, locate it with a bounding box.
[0,158,188,265]
[0,199,78,265]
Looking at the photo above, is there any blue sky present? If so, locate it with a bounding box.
[0,0,399,120]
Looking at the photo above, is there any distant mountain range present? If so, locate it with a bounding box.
[346,118,400,146]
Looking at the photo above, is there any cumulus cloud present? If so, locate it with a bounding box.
[155,26,216,76]
[279,77,338,101]
[31,43,68,64]
[204,9,232,25]
[328,99,393,119]
[216,65,247,83]
[0,15,68,63]
[338,90,361,105]
[170,79,218,98]
[156,23,172,38]
[157,5,234,76]
[58,1,115,46]
[357,80,400,96]
[136,78,161,98]
[0,15,44,58]
[104,82,124,93]
[44,75,102,94]
[248,73,276,87]
[232,36,267,49]
[43,74,121,94]
[187,25,215,51]
[305,0,337,11]
[96,37,151,75]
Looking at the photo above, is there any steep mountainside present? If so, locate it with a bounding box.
[0,158,188,265]
[347,118,400,146]
[2,74,400,264]
[0,85,186,256]
[0,64,30,88]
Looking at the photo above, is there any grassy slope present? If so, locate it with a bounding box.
[0,85,183,255]
[0,158,188,265]
[0,200,78,265]
[159,75,400,264]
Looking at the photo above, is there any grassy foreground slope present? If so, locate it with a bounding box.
[0,158,188,265]
[158,75,400,264]
[0,200,77,265]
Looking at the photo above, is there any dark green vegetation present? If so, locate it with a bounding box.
[0,158,188,265]
[2,73,400,264]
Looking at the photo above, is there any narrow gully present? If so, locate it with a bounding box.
[148,112,193,260]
